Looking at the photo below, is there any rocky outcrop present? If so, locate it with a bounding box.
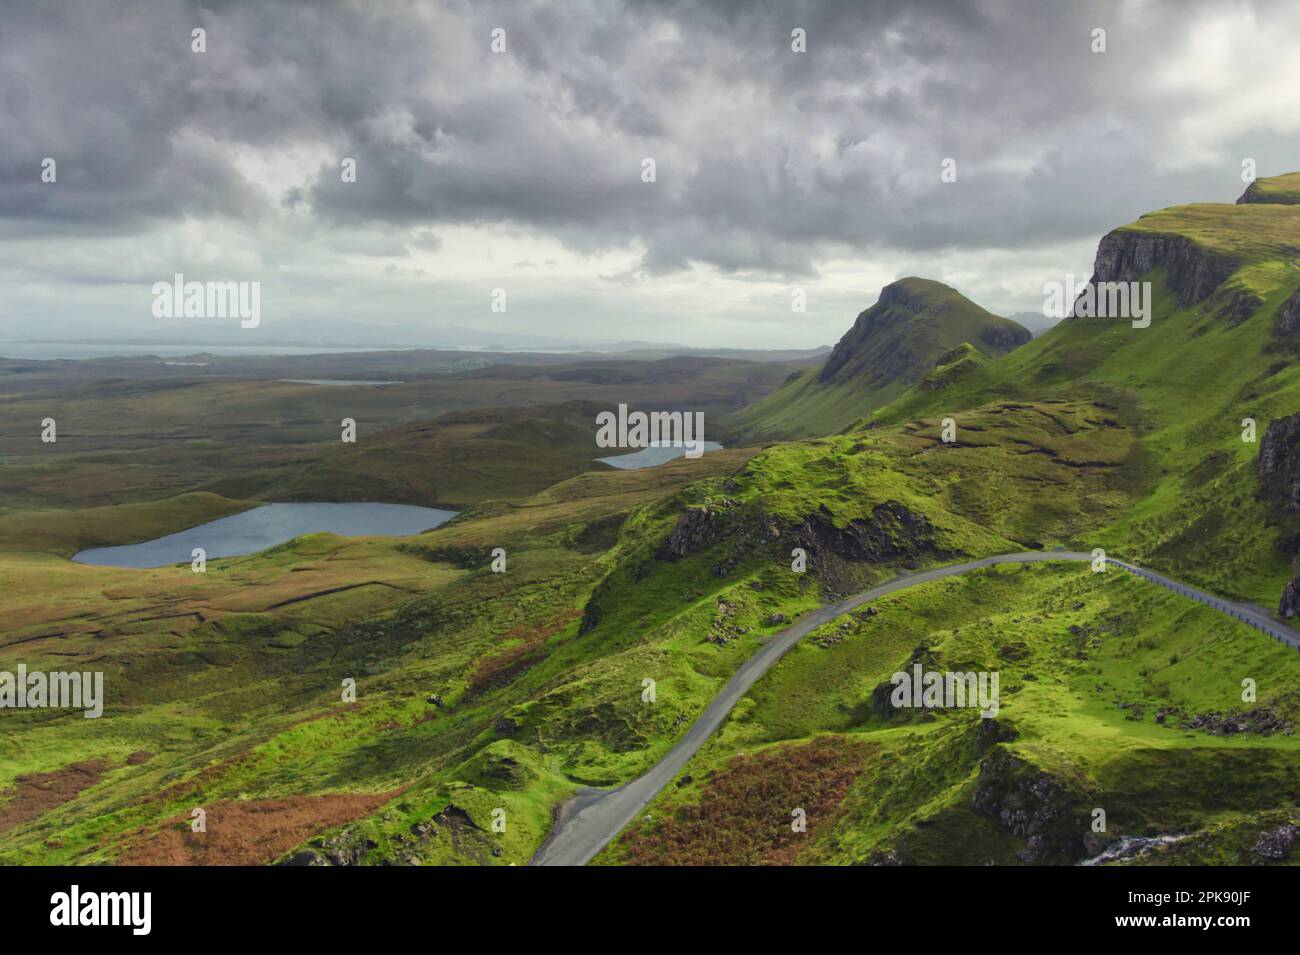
[1079,229,1238,310]
[1183,708,1292,736]
[1275,287,1300,336]
[794,502,945,567]
[577,597,603,635]
[972,750,1087,863]
[1258,411,1300,501]
[1256,411,1300,616]
[279,830,379,866]
[655,504,729,560]
[1254,823,1297,860]
[1281,559,1300,618]
[979,324,1031,350]
[651,497,943,579]
[1238,180,1300,205]
[976,716,1019,752]
[819,305,912,383]
[1210,286,1263,325]
[1257,410,1300,515]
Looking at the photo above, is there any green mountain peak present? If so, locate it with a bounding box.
[724,277,1029,442]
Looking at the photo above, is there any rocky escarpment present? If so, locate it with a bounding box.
[651,498,946,570]
[573,492,957,634]
[972,749,1090,863]
[1238,179,1300,205]
[1255,410,1300,615]
[571,495,955,630]
[793,502,945,568]
[819,294,917,383]
[979,324,1031,350]
[1257,411,1300,514]
[1274,286,1300,336]
[1077,229,1238,311]
[1254,823,1298,860]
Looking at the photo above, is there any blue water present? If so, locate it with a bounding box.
[71,502,456,569]
[596,441,723,470]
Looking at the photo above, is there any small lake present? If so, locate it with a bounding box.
[71,502,456,569]
[596,441,724,470]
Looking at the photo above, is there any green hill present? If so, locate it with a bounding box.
[724,277,1030,442]
[7,178,1300,870]
[1238,170,1300,206]
[587,177,1300,867]
[861,175,1300,607]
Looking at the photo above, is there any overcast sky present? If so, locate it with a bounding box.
[2,0,1299,350]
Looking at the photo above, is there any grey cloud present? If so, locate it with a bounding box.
[0,0,1298,339]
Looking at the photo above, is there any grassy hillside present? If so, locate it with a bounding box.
[0,391,1144,866]
[0,450,764,865]
[1238,171,1300,206]
[723,277,1030,442]
[597,563,1300,866]
[7,180,1300,869]
[862,194,1300,606]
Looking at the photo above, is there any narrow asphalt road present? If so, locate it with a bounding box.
[529,551,1300,866]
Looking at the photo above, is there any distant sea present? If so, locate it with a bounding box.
[0,343,396,360]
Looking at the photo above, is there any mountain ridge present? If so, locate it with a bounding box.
[724,276,1030,442]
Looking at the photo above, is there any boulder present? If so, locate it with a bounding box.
[1254,823,1298,860]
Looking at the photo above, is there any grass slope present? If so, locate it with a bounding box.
[598,563,1300,866]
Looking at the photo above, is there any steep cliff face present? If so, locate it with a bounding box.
[1257,411,1300,515]
[725,277,1030,442]
[1080,229,1238,310]
[1256,411,1300,616]
[818,277,1029,386]
[979,324,1032,350]
[1275,287,1300,337]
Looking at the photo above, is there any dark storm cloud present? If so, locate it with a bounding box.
[0,0,1297,275]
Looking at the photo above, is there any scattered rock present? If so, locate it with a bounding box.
[279,850,327,866]
[1183,708,1291,736]
[1253,823,1297,860]
[656,503,730,560]
[1080,833,1187,866]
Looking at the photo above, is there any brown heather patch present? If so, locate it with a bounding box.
[619,736,874,866]
[116,790,401,866]
[144,752,252,806]
[0,760,110,835]
[466,609,580,696]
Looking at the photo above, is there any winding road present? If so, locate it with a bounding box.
[530,550,1300,865]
